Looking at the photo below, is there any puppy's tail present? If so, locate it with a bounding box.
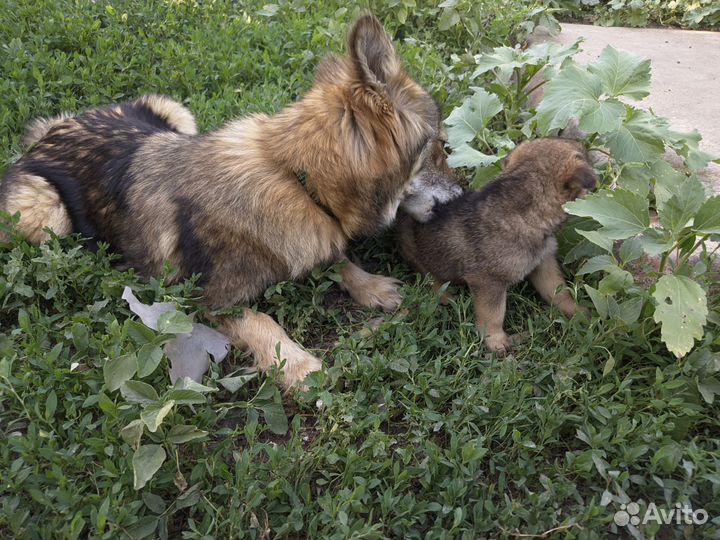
[22,162,99,251]
[22,113,75,149]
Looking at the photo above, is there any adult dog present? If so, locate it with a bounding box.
[0,15,460,387]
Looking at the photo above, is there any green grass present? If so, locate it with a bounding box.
[1,2,720,539]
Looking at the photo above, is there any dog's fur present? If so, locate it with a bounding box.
[0,15,459,387]
[397,138,596,353]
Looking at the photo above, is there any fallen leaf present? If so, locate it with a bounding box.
[122,286,231,383]
[122,287,175,331]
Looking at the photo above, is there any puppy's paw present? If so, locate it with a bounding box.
[485,332,513,356]
[557,299,590,319]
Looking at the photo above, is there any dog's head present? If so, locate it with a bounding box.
[300,14,459,236]
[503,138,597,202]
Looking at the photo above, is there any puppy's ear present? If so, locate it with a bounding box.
[347,14,400,88]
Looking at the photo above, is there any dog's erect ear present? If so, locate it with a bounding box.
[348,14,400,88]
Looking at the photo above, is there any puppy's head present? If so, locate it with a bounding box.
[400,129,463,222]
[504,138,596,202]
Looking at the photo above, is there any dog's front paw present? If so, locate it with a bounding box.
[351,273,403,312]
[340,261,403,312]
[271,340,323,392]
[485,332,513,356]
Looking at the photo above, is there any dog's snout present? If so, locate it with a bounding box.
[579,166,597,190]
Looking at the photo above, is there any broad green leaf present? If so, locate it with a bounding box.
[616,163,652,197]
[137,344,164,378]
[666,128,718,170]
[104,354,138,392]
[445,88,503,147]
[142,493,167,514]
[167,425,208,444]
[578,98,624,134]
[652,161,690,212]
[257,4,279,17]
[172,377,217,393]
[652,275,708,358]
[697,377,720,404]
[602,354,615,377]
[619,236,643,263]
[603,108,666,164]
[598,266,634,295]
[565,189,649,239]
[438,8,460,31]
[447,144,501,169]
[639,228,674,257]
[157,311,193,334]
[658,177,705,235]
[587,46,651,99]
[471,46,526,83]
[470,162,502,189]
[651,443,683,473]
[472,40,580,83]
[693,196,720,234]
[536,63,603,134]
[176,484,202,509]
[584,285,609,319]
[45,390,57,420]
[577,254,615,275]
[259,402,288,435]
[121,380,160,405]
[524,39,581,67]
[141,401,175,432]
[163,389,206,405]
[133,444,166,490]
[124,517,158,539]
[218,374,256,393]
[120,419,145,449]
[614,296,644,326]
[576,229,615,254]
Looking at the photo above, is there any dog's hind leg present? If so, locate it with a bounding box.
[1,173,72,243]
[529,253,588,318]
[338,259,402,312]
[467,278,512,355]
[218,311,322,390]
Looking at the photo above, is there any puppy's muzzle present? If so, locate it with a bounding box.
[578,166,597,190]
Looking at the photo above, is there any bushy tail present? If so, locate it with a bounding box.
[22,112,74,149]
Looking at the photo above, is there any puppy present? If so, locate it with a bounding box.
[398,138,596,353]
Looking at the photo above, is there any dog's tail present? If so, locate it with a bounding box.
[22,113,75,149]
[22,162,99,251]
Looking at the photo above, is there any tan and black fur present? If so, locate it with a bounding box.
[398,138,596,354]
[0,15,460,387]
